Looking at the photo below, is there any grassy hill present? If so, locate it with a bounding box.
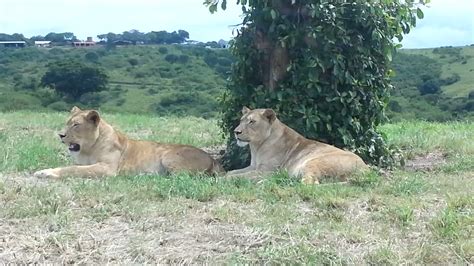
[0,45,231,117]
[401,45,474,97]
[0,44,473,120]
[388,45,474,121]
[0,111,472,263]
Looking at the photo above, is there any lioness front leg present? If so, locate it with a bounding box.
[226,169,273,180]
[34,163,116,179]
[226,165,256,176]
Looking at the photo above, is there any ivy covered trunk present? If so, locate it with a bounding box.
[206,0,426,170]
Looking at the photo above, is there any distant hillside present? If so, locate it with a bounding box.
[0,44,472,120]
[388,45,474,121]
[0,45,232,118]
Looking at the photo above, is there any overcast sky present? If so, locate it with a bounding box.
[0,0,472,48]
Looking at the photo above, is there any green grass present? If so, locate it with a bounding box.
[0,111,472,263]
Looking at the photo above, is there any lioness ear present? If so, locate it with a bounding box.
[242,106,251,115]
[263,109,276,123]
[86,110,100,125]
[70,106,81,114]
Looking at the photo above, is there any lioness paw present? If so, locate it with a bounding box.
[34,169,60,179]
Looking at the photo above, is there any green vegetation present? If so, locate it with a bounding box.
[209,0,427,168]
[0,112,472,263]
[41,59,108,100]
[0,45,232,117]
[0,43,472,121]
[389,46,474,121]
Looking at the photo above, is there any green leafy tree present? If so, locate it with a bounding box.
[418,79,440,95]
[85,52,99,63]
[205,0,428,169]
[41,60,108,100]
[44,32,77,43]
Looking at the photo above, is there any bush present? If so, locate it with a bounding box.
[47,101,70,111]
[152,91,217,118]
[468,91,474,100]
[158,47,168,54]
[79,91,108,107]
[116,98,126,106]
[147,88,159,95]
[465,101,474,112]
[418,79,441,95]
[217,57,232,66]
[134,71,147,79]
[85,52,99,62]
[388,100,402,113]
[18,77,38,91]
[178,55,189,64]
[128,58,139,66]
[49,48,65,55]
[203,53,218,66]
[0,94,42,111]
[165,54,179,63]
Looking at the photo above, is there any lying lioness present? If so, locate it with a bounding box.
[34,106,223,178]
[227,107,368,184]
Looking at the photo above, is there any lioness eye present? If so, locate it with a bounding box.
[73,123,80,127]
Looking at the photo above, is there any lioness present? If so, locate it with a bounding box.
[34,106,223,178]
[227,107,368,184]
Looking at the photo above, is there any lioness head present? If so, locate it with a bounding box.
[234,106,276,147]
[58,106,101,153]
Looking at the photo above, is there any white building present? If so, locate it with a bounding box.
[34,41,51,48]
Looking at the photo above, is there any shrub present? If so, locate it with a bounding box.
[418,80,441,95]
[85,52,99,62]
[47,101,70,111]
[158,47,168,54]
[203,53,218,66]
[165,54,179,63]
[116,98,126,106]
[465,101,474,112]
[178,55,189,64]
[217,57,232,66]
[128,58,139,66]
[388,100,402,113]
[79,91,108,107]
[0,94,42,111]
[147,88,159,95]
[468,91,474,99]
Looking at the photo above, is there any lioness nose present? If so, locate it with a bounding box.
[234,129,242,135]
[58,133,66,139]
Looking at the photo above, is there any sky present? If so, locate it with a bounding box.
[0,0,472,48]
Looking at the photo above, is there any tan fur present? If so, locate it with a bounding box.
[227,107,368,184]
[34,107,223,179]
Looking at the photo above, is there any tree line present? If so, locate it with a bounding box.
[0,29,192,45]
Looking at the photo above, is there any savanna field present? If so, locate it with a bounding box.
[0,111,472,264]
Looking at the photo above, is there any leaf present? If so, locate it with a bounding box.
[270,9,277,20]
[416,8,424,19]
[221,0,227,10]
[209,4,218,13]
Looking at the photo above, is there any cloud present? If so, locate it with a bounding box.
[402,26,472,48]
[0,0,472,47]
[0,0,243,41]
[402,0,474,48]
